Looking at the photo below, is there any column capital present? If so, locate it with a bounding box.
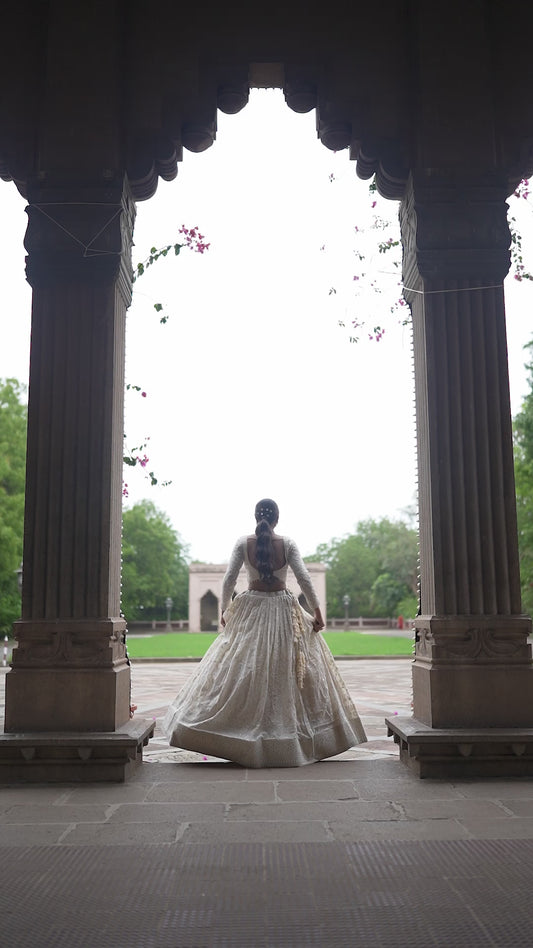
[24,178,136,303]
[400,173,511,291]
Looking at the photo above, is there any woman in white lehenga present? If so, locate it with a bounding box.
[163,498,367,767]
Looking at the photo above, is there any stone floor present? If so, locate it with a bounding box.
[3,660,533,946]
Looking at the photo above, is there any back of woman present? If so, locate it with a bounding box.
[163,497,367,767]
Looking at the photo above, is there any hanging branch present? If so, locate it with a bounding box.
[132,225,211,324]
[326,176,532,343]
[123,226,210,490]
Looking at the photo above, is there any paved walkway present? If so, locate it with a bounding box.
[2,660,533,946]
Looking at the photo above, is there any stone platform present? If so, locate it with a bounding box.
[388,715,533,778]
[0,717,155,782]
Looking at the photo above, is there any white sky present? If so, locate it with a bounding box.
[1,90,532,562]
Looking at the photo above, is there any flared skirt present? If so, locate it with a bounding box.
[162,589,367,768]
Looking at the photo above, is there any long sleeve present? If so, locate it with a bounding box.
[287,538,320,610]
[221,537,245,612]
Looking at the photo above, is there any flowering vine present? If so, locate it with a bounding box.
[132,225,211,324]
[123,226,210,490]
[327,177,532,343]
[510,179,533,283]
[324,180,406,343]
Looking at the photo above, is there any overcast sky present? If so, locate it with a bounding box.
[1,91,532,563]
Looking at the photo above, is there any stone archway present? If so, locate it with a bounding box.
[200,591,219,632]
[1,1,533,779]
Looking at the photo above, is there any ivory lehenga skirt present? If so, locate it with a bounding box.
[162,589,367,768]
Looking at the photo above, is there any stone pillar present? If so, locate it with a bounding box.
[387,174,533,776]
[5,180,135,734]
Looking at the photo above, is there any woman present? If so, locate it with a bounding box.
[163,498,367,767]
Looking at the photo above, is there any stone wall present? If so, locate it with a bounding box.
[189,562,327,632]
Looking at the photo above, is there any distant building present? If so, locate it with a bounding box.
[189,561,327,632]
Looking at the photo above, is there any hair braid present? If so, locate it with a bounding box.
[254,498,279,583]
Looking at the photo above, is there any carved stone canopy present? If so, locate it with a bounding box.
[3,1,533,204]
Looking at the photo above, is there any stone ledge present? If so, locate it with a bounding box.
[0,717,155,783]
[386,715,533,778]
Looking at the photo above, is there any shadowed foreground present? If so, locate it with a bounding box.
[2,662,533,946]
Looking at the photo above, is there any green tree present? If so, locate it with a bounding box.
[356,517,418,596]
[312,517,418,618]
[121,500,190,621]
[514,340,533,614]
[313,533,381,617]
[0,379,27,634]
[371,572,409,616]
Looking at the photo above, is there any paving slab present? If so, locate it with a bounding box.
[399,799,509,820]
[64,783,156,803]
[275,778,359,801]
[450,779,533,798]
[0,822,73,846]
[327,818,471,842]
[243,760,369,779]
[133,760,248,781]
[145,779,276,803]
[180,819,332,844]
[458,817,533,839]
[225,799,402,823]
[493,799,533,816]
[0,803,110,823]
[108,801,227,823]
[60,821,181,846]
[0,786,73,804]
[352,776,466,801]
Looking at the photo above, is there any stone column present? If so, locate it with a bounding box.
[387,174,533,776]
[5,180,135,734]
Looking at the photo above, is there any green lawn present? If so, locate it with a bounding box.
[126,630,413,660]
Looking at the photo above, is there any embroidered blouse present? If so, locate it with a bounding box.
[221,535,320,612]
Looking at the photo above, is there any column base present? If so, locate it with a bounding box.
[413,615,533,727]
[5,664,131,732]
[387,715,533,778]
[0,717,155,783]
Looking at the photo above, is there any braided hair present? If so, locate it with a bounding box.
[254,498,280,583]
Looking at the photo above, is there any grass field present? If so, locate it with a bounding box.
[126,630,414,660]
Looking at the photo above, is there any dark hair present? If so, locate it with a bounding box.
[254,498,279,583]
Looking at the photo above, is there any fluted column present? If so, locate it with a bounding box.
[402,173,533,729]
[5,180,135,732]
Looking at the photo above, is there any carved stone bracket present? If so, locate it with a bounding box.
[11,619,128,670]
[414,615,532,665]
[401,173,511,291]
[354,142,409,200]
[24,179,136,302]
